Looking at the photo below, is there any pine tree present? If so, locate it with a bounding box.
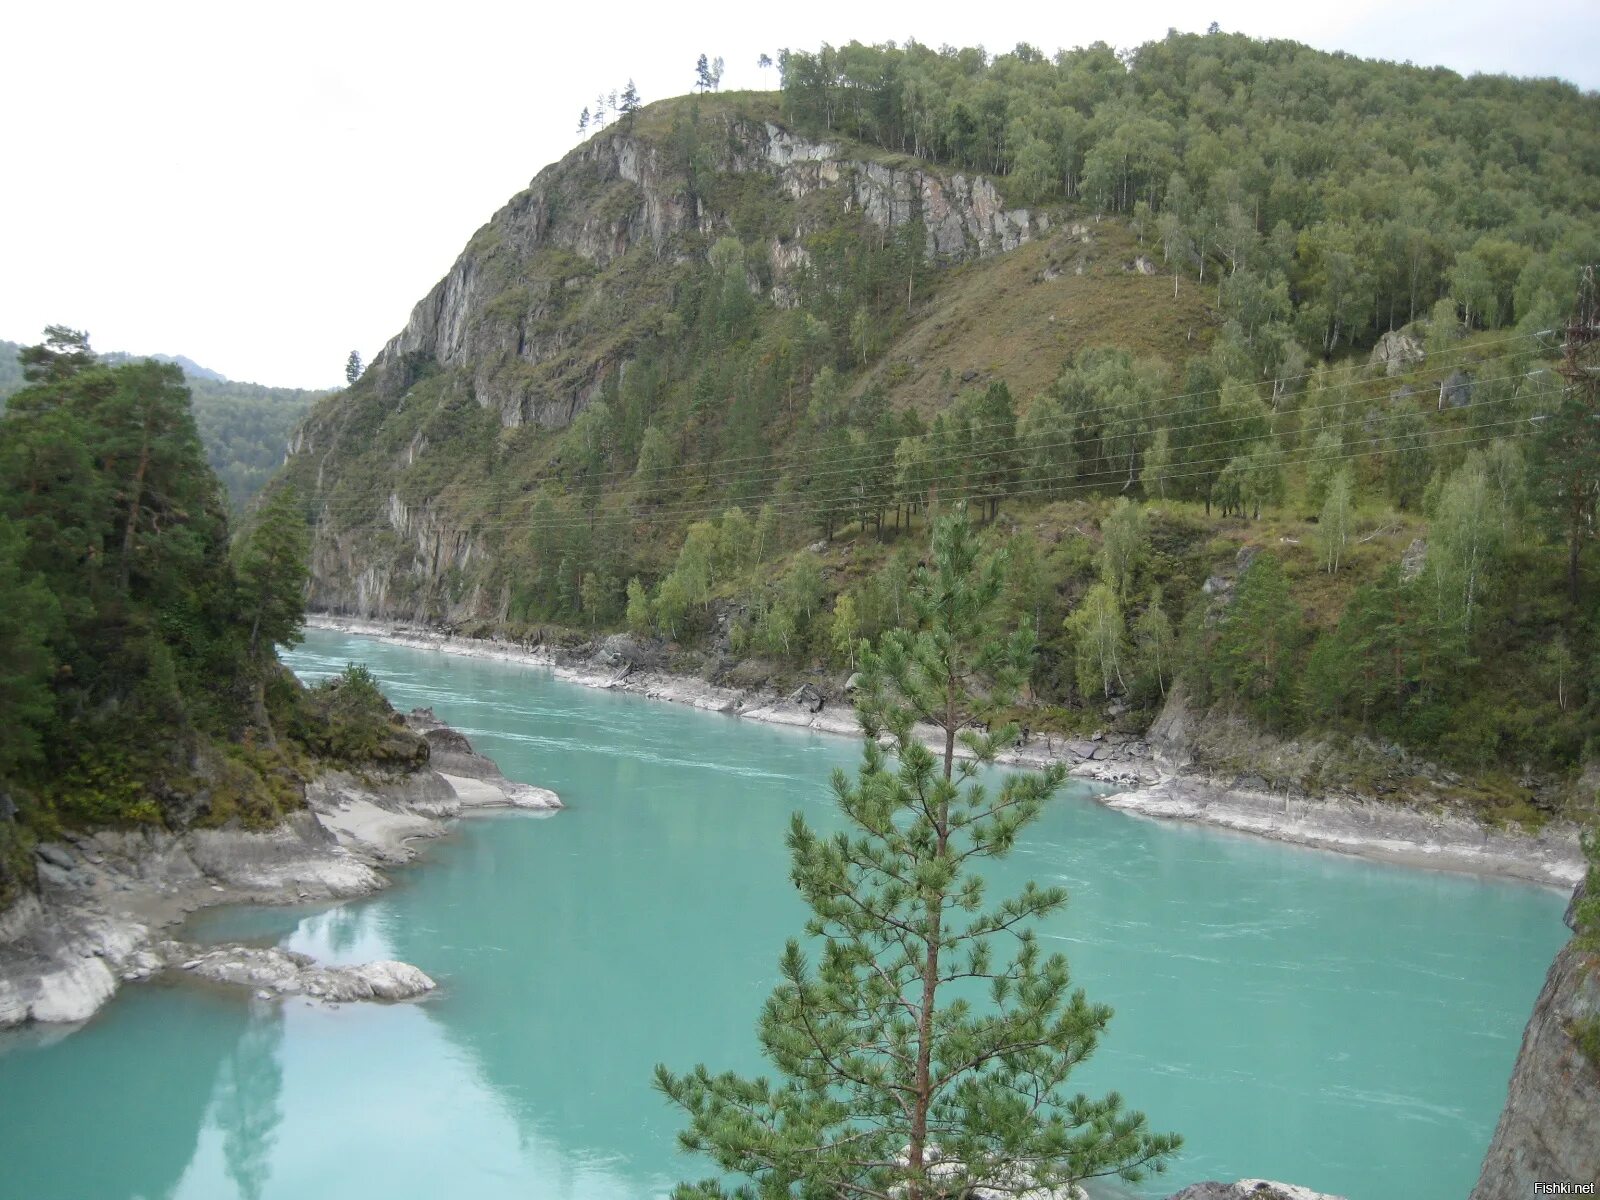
[0,517,60,777]
[17,324,94,383]
[578,106,591,134]
[345,350,362,386]
[695,53,712,92]
[620,80,641,119]
[657,510,1179,1200]
[233,486,310,659]
[1211,554,1303,729]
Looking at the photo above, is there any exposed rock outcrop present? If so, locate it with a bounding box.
[0,719,560,1030]
[1166,1183,1347,1200]
[350,116,1039,434]
[1469,879,1600,1198]
[1369,329,1424,376]
[165,943,435,1003]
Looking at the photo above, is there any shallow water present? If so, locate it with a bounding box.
[0,628,1568,1199]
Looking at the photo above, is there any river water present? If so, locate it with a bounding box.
[0,628,1569,1199]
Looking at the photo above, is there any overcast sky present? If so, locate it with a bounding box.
[2,0,1594,389]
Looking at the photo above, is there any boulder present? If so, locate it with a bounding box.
[172,943,437,1003]
[1400,537,1428,582]
[1369,330,1424,376]
[1439,368,1474,409]
[787,683,825,714]
[35,843,75,872]
[1165,1183,1347,1200]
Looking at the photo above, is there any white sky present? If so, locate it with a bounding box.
[2,0,1594,389]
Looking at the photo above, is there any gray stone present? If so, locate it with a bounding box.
[167,942,436,1003]
[1369,329,1425,376]
[1400,537,1428,582]
[1166,1184,1347,1200]
[1440,368,1474,409]
[1469,940,1600,1198]
[787,684,825,714]
[35,844,75,872]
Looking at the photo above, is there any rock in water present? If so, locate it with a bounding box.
[344,960,437,1001]
[1165,1183,1347,1200]
[172,943,437,1003]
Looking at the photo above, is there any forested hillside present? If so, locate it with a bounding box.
[0,331,409,908]
[0,340,327,508]
[270,31,1599,820]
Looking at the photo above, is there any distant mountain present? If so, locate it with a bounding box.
[100,350,228,382]
[0,339,331,509]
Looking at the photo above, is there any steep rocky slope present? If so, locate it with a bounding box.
[362,115,1041,430]
[1470,880,1600,1196]
[278,94,1207,623]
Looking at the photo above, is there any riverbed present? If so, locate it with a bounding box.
[0,628,1569,1199]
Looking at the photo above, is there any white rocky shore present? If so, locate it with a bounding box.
[308,614,1585,890]
[0,711,560,1030]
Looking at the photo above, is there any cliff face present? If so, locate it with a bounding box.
[362,117,1040,432]
[1470,883,1600,1197]
[279,100,1049,623]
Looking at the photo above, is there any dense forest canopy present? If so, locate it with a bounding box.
[0,329,396,907]
[778,32,1600,350]
[0,339,326,509]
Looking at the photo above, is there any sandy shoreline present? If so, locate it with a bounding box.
[305,614,1585,891]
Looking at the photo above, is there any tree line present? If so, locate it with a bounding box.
[0,328,394,905]
[775,33,1599,354]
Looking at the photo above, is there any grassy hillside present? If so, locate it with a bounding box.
[269,38,1599,820]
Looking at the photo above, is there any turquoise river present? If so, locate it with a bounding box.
[0,628,1570,1199]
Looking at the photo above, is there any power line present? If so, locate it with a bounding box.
[302,328,1552,500]
[312,363,1554,533]
[309,347,1549,535]
[315,388,1554,541]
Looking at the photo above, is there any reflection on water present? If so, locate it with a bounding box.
[0,628,1570,1200]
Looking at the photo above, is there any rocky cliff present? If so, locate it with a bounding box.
[1470,879,1600,1196]
[280,98,1053,623]
[358,115,1041,432]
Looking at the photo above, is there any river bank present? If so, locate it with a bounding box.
[307,613,1586,890]
[0,712,561,1030]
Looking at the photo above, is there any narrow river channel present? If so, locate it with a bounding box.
[0,628,1568,1199]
